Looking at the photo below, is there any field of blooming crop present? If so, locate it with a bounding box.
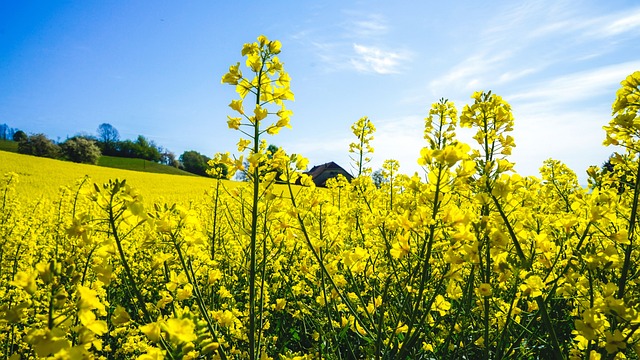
[1,35,640,360]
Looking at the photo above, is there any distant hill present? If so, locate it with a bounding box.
[97,155,196,176]
[0,139,18,152]
[0,139,199,177]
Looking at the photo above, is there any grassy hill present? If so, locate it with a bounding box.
[0,139,18,152]
[97,155,196,176]
[0,139,197,177]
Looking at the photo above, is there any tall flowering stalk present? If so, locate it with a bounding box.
[220,35,294,360]
[349,116,376,178]
[603,71,640,300]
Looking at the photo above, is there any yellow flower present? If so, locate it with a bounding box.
[237,138,251,152]
[137,347,165,360]
[208,269,223,284]
[176,284,193,301]
[574,309,605,341]
[519,275,544,298]
[229,99,244,114]
[604,330,627,354]
[10,271,37,295]
[275,298,287,311]
[79,309,108,336]
[477,283,492,297]
[140,322,162,343]
[215,310,236,327]
[254,105,268,121]
[390,234,410,259]
[164,318,197,344]
[76,285,106,315]
[268,40,282,54]
[227,116,242,130]
[433,295,451,316]
[221,62,242,85]
[111,305,131,326]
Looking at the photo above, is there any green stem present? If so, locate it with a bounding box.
[248,51,267,360]
[617,156,640,299]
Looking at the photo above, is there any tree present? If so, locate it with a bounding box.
[17,133,61,159]
[134,135,161,162]
[61,137,101,164]
[371,169,386,188]
[0,123,18,140]
[97,123,120,155]
[180,150,211,176]
[0,124,9,140]
[12,130,27,142]
[160,148,179,168]
[114,135,161,162]
[117,139,137,158]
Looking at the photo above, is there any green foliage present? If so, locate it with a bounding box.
[0,140,18,152]
[61,137,102,164]
[180,150,212,177]
[97,156,196,176]
[17,133,61,159]
[117,135,162,162]
[12,130,27,142]
[96,123,120,155]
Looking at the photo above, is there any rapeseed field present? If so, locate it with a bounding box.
[1,35,640,360]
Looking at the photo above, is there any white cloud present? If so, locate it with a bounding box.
[428,50,537,95]
[348,13,388,37]
[508,61,640,105]
[600,9,640,37]
[351,44,408,74]
[295,10,411,75]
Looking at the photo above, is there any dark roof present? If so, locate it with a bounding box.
[305,162,353,187]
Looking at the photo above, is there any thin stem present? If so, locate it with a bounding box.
[617,156,640,299]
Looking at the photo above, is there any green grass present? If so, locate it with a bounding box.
[0,140,18,152]
[97,155,197,176]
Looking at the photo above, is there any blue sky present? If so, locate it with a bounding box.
[1,1,639,184]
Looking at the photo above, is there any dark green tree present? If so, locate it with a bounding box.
[12,130,27,142]
[180,150,211,176]
[17,133,61,159]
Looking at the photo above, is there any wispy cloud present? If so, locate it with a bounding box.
[294,10,410,75]
[509,61,640,106]
[350,44,408,74]
[347,13,388,38]
[599,9,640,37]
[427,2,640,98]
[428,50,528,93]
[531,6,640,39]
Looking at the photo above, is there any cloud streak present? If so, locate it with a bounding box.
[509,61,640,106]
[296,10,410,75]
[350,44,408,74]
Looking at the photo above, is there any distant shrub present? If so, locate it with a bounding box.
[12,130,27,142]
[180,150,212,176]
[61,137,102,164]
[18,133,61,159]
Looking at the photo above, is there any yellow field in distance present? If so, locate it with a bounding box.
[0,151,241,205]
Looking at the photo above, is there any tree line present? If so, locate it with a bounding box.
[0,122,225,177]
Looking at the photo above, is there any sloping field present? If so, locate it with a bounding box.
[0,150,233,204]
[97,155,197,176]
